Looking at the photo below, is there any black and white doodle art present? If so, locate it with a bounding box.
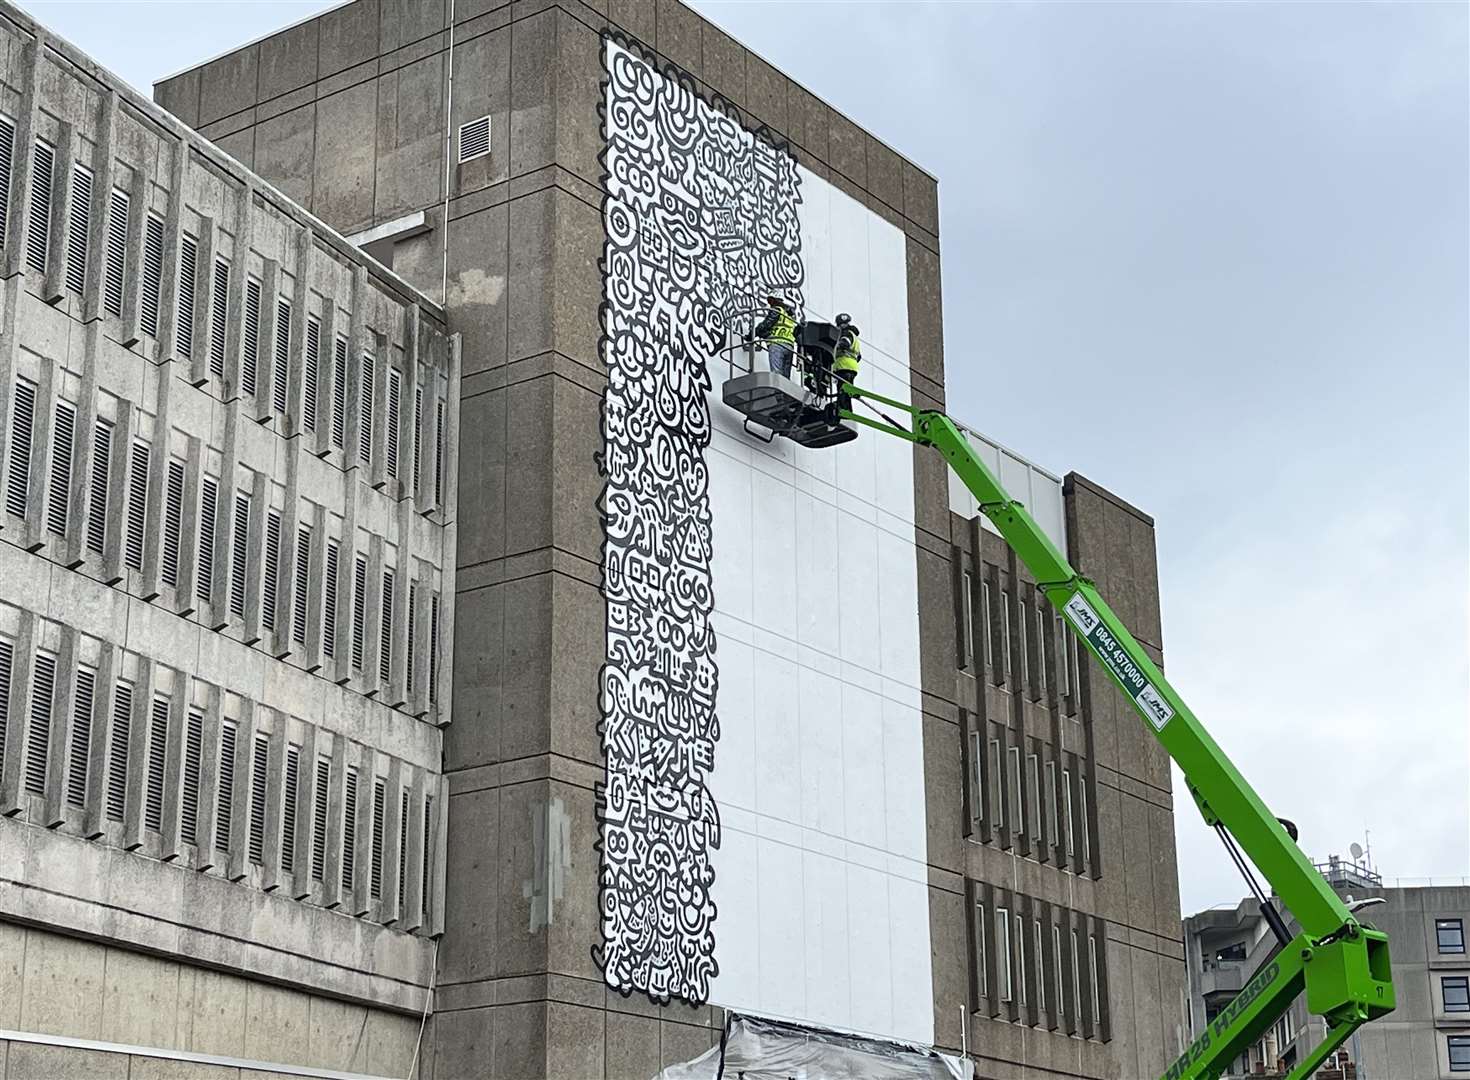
[595,36,804,1007]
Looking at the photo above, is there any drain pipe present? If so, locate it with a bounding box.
[440,0,457,307]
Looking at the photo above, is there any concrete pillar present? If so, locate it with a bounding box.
[39,120,76,304]
[81,92,117,326]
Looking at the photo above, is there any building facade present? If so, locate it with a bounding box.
[0,1,1181,1078]
[1184,873,1470,1079]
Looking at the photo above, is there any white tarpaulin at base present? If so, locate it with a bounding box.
[655,1014,975,1080]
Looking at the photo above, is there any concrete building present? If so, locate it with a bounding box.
[1183,866,1470,1079]
[0,0,1181,1077]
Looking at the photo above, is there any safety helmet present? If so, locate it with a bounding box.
[834,312,851,325]
[766,291,794,311]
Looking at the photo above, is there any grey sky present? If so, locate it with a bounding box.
[26,0,1469,915]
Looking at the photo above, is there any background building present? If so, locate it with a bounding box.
[1183,858,1470,1079]
[0,0,1182,1077]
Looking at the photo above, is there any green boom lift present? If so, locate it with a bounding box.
[720,324,1394,1080]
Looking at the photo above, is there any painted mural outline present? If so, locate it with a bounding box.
[594,34,804,1007]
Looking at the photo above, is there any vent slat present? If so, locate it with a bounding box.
[351,555,367,672]
[144,694,168,831]
[303,316,320,433]
[197,477,217,602]
[434,399,445,506]
[379,569,394,684]
[292,525,311,646]
[105,680,131,821]
[331,337,347,449]
[180,708,203,845]
[65,164,92,296]
[161,459,185,587]
[242,278,261,398]
[386,369,401,480]
[398,788,409,909]
[0,640,10,779]
[85,420,111,554]
[342,765,358,892]
[26,141,53,273]
[176,235,198,359]
[263,510,281,631]
[6,379,36,518]
[140,214,164,336]
[413,386,423,493]
[209,257,229,381]
[66,666,95,809]
[273,298,290,414]
[0,115,16,247]
[429,593,440,706]
[124,440,149,572]
[215,721,236,852]
[406,581,417,697]
[229,491,250,619]
[358,352,375,465]
[24,652,57,796]
[458,116,491,163]
[248,734,268,865]
[46,400,75,536]
[311,757,330,882]
[323,541,340,659]
[370,777,385,899]
[283,744,300,872]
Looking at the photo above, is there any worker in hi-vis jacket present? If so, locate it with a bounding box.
[749,293,798,378]
[831,313,861,413]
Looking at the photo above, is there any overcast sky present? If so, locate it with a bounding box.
[26,0,1468,916]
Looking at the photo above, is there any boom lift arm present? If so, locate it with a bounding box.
[834,383,1395,1080]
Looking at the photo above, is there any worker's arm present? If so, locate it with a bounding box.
[750,309,777,340]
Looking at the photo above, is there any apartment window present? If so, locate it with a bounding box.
[1444,976,1470,1013]
[64,163,92,294]
[1056,614,1070,697]
[968,725,984,827]
[973,899,987,997]
[1034,921,1046,1011]
[180,708,203,845]
[351,554,367,671]
[1067,633,1081,715]
[124,440,149,572]
[229,491,251,619]
[1054,925,1066,1020]
[5,378,35,518]
[282,744,299,871]
[359,351,375,465]
[406,582,418,696]
[103,187,128,316]
[331,336,347,449]
[379,569,394,682]
[1079,782,1091,866]
[1036,600,1048,690]
[161,459,185,587]
[1089,934,1101,1028]
[262,511,281,632]
[215,720,236,852]
[1015,913,1027,1007]
[981,580,993,670]
[988,737,1002,829]
[66,666,95,809]
[1027,753,1041,845]
[209,256,229,381]
[311,756,330,882]
[1438,919,1466,954]
[46,400,75,536]
[1062,768,1075,860]
[176,234,197,359]
[996,906,1013,1003]
[26,140,53,273]
[961,569,974,662]
[144,693,168,831]
[273,298,290,414]
[1008,746,1022,838]
[24,651,56,796]
[292,524,311,646]
[140,213,164,335]
[1001,590,1012,682]
[241,277,261,398]
[342,764,358,892]
[434,400,445,505]
[1018,597,1029,686]
[429,593,441,704]
[247,734,268,864]
[196,476,218,602]
[86,419,110,553]
[1071,930,1082,1028]
[370,777,385,898]
[386,368,401,480]
[105,680,131,821]
[323,540,339,658]
[412,386,423,490]
[0,115,13,247]
[303,316,320,433]
[1452,1035,1470,1073]
[1045,760,1059,848]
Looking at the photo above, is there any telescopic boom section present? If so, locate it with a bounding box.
[835,388,1394,1080]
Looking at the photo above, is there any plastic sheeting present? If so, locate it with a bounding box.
[655,1014,974,1080]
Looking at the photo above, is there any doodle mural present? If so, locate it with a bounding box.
[594,35,804,1007]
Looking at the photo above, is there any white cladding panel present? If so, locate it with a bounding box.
[705,167,932,1044]
[948,425,1068,552]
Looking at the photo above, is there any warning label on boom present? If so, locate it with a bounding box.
[1063,593,1175,731]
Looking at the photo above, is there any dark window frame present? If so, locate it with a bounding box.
[1439,918,1466,954]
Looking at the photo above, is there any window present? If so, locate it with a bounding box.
[86,419,110,553]
[180,708,203,845]
[1027,754,1041,845]
[1450,1035,1470,1073]
[311,756,330,882]
[370,777,385,898]
[103,187,128,316]
[303,316,320,433]
[26,140,53,273]
[282,744,299,871]
[140,213,164,335]
[968,726,983,827]
[209,256,229,381]
[215,720,236,852]
[196,476,217,602]
[6,378,35,518]
[1062,768,1075,859]
[1439,919,1466,954]
[429,593,441,704]
[46,400,75,536]
[292,524,311,646]
[331,335,347,449]
[176,234,197,359]
[342,764,358,891]
[1008,746,1022,838]
[229,490,250,619]
[24,651,56,796]
[981,580,993,670]
[1067,633,1081,715]
[1034,921,1046,1011]
[996,906,1013,1002]
[124,439,149,572]
[262,511,281,631]
[434,400,445,505]
[242,277,260,398]
[248,734,268,864]
[1001,590,1012,682]
[1089,934,1101,1027]
[1045,760,1059,848]
[1036,600,1048,689]
[323,540,339,658]
[359,351,375,465]
[988,737,1002,829]
[64,163,92,295]
[379,569,394,682]
[1056,614,1070,697]
[386,368,401,480]
[161,459,185,587]
[1079,782,1091,865]
[961,569,974,661]
[458,115,491,162]
[1054,925,1067,1020]
[974,899,987,997]
[0,115,14,247]
[105,679,131,821]
[144,693,168,831]
[1015,913,1027,1007]
[351,554,367,671]
[1018,596,1029,685]
[1071,930,1082,1025]
[66,666,95,809]
[1444,976,1470,1013]
[273,298,290,414]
